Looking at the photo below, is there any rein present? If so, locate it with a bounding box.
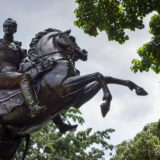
[31,51,63,61]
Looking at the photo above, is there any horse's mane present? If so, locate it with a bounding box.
[28,28,61,57]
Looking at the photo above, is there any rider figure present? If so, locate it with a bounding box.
[0,18,77,133]
[0,18,44,117]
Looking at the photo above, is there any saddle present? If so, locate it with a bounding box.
[0,56,56,116]
[0,89,23,115]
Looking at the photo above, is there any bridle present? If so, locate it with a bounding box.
[58,32,82,63]
[29,32,80,64]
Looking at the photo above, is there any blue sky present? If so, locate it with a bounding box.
[0,0,160,158]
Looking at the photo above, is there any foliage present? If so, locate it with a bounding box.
[14,108,114,160]
[74,0,160,73]
[74,0,160,44]
[131,14,160,73]
[110,120,160,160]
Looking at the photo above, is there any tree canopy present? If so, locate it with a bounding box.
[131,14,160,73]
[74,0,160,74]
[110,120,160,160]
[14,108,114,160]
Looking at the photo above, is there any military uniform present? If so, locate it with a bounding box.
[0,39,25,70]
[0,39,26,89]
[0,39,44,117]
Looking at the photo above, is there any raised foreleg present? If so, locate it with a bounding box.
[105,76,148,95]
[60,72,112,117]
[73,77,147,117]
[73,82,100,108]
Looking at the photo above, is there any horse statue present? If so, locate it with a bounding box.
[0,28,147,159]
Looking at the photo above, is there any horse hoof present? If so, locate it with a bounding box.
[136,87,148,96]
[100,102,110,117]
[60,124,78,134]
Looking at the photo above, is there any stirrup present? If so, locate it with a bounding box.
[29,104,46,118]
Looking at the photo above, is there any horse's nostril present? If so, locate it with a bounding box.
[82,49,87,53]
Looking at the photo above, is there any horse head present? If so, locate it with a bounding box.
[28,28,88,64]
[62,30,88,62]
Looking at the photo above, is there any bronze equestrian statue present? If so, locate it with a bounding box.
[0,18,147,160]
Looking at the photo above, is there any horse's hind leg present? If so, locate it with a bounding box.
[53,115,78,134]
[61,73,112,117]
[105,76,148,95]
[0,136,21,160]
[0,124,5,141]
[0,122,22,160]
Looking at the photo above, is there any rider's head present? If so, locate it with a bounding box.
[3,18,17,35]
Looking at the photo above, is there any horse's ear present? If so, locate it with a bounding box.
[64,29,71,35]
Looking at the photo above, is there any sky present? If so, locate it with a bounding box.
[0,0,160,158]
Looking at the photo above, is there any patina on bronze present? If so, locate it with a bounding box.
[0,19,147,160]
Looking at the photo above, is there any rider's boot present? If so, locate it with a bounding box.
[53,115,78,134]
[19,74,46,117]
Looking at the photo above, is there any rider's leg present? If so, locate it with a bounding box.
[18,74,46,117]
[0,72,45,117]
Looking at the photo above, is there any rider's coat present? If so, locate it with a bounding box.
[0,39,26,72]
